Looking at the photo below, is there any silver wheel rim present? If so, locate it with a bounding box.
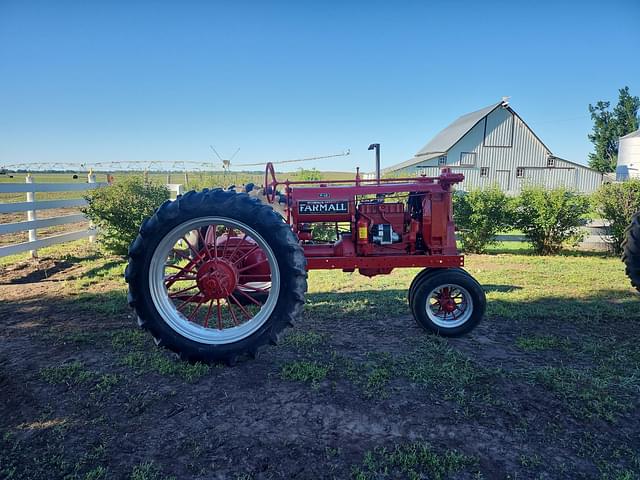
[425,283,473,328]
[148,216,280,345]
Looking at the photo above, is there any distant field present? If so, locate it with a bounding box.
[0,168,356,184]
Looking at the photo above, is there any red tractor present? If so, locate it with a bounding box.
[126,147,486,364]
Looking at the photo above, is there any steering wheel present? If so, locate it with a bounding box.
[264,162,278,203]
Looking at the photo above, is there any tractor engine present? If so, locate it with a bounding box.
[357,202,404,246]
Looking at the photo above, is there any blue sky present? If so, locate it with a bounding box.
[1,0,639,172]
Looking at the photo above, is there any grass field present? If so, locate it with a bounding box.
[0,240,638,479]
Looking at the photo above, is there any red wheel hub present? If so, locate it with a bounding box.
[440,298,456,313]
[439,289,457,313]
[196,259,238,300]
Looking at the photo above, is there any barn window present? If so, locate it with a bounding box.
[547,157,556,167]
[460,152,476,166]
[516,167,525,178]
[480,167,489,177]
[438,156,447,166]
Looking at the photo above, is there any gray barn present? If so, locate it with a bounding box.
[384,100,604,194]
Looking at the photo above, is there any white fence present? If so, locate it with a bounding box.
[0,176,183,258]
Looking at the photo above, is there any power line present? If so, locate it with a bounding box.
[0,149,351,172]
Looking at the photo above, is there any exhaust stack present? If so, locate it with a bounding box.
[368,143,381,184]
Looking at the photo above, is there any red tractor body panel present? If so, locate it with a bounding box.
[264,164,464,277]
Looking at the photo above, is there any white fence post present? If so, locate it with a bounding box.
[87,171,97,243]
[25,174,38,258]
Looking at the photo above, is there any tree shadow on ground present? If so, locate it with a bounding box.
[0,259,77,284]
[0,254,122,285]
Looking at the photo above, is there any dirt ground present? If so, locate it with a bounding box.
[0,251,639,480]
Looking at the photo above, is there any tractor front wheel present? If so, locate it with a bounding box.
[622,211,640,292]
[409,269,485,336]
[125,189,307,364]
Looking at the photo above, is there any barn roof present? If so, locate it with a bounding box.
[383,100,548,173]
[415,101,502,157]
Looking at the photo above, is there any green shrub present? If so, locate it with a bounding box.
[592,179,640,255]
[453,187,513,253]
[514,186,590,255]
[311,222,338,242]
[83,177,169,255]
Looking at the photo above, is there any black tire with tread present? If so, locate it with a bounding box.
[410,269,485,336]
[408,267,471,306]
[125,188,307,364]
[408,268,435,307]
[622,211,640,292]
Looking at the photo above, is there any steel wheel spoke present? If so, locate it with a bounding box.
[226,234,248,262]
[216,299,223,330]
[182,235,206,262]
[188,297,207,322]
[168,284,198,298]
[170,248,196,263]
[204,225,218,259]
[197,228,213,260]
[227,300,240,326]
[203,299,214,328]
[237,258,269,273]
[229,293,253,319]
[221,228,232,259]
[165,260,198,288]
[165,275,197,282]
[176,292,202,312]
[235,288,263,306]
[166,263,196,272]
[229,245,260,264]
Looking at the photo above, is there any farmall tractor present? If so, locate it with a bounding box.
[125,146,486,364]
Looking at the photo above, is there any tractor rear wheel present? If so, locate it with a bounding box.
[622,211,640,292]
[409,269,485,336]
[125,189,307,364]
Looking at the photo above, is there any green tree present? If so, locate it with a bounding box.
[592,179,640,255]
[614,86,640,137]
[588,86,640,173]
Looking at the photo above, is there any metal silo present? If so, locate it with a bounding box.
[617,129,640,180]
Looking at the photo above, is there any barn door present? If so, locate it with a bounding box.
[495,170,511,192]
